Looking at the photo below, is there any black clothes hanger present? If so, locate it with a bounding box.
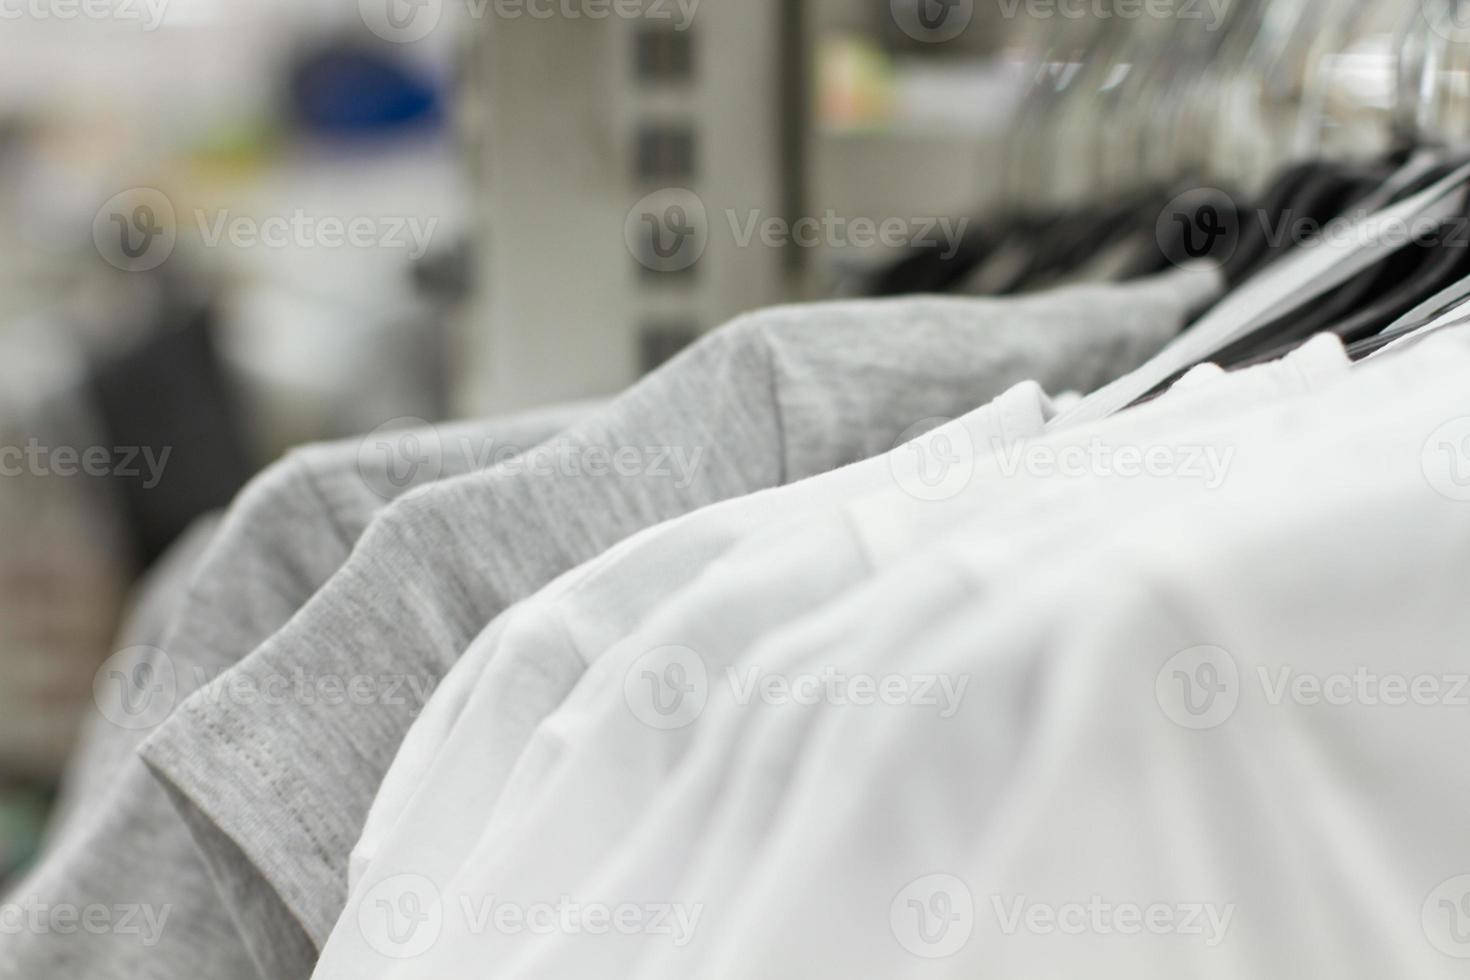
[1214,178,1470,369]
[866,179,1186,298]
[1115,154,1470,404]
[949,209,1058,295]
[1216,159,1324,285]
[1122,160,1350,285]
[1348,265,1470,359]
[999,187,1169,293]
[1346,226,1470,358]
[1346,296,1463,360]
[866,221,997,296]
[1134,167,1470,393]
[1207,167,1397,352]
[1381,156,1466,203]
[1231,238,1466,370]
[1226,161,1393,286]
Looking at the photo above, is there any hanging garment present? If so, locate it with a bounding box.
[583,348,1357,980]
[669,327,1470,980]
[115,270,1221,980]
[84,306,254,570]
[337,332,1348,979]
[495,338,1361,980]
[0,403,595,980]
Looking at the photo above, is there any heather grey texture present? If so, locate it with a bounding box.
[43,512,222,851]
[136,268,1220,980]
[0,403,593,980]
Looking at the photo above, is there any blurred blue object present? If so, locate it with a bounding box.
[288,42,443,136]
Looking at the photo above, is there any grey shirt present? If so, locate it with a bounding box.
[0,403,593,980]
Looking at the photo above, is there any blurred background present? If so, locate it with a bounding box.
[0,0,1438,885]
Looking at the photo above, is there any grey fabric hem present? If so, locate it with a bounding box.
[139,719,338,953]
[148,767,316,980]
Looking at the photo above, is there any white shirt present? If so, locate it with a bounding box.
[501,333,1358,980]
[685,326,1470,980]
[349,334,1352,980]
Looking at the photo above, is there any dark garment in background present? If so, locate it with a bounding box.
[86,307,254,570]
